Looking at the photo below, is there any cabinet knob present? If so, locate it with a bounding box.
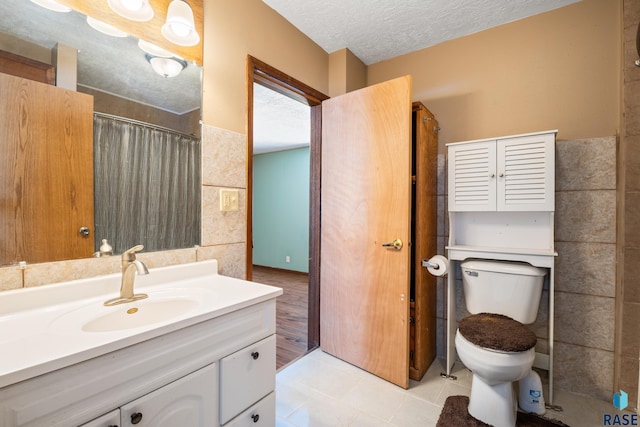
[131,412,143,424]
[251,351,260,360]
[499,173,505,178]
[489,173,495,178]
[251,413,260,423]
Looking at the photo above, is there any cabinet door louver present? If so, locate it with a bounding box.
[448,140,496,211]
[497,134,554,211]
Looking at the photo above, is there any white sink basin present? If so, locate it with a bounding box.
[51,288,212,333]
[0,260,283,390]
[81,299,198,332]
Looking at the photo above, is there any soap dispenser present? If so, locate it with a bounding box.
[97,239,113,257]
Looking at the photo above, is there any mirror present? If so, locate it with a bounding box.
[0,0,202,266]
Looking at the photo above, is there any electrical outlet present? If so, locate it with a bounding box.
[285,256,291,263]
[220,189,239,212]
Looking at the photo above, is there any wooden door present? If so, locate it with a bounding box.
[320,76,412,388]
[0,73,94,265]
[410,103,438,380]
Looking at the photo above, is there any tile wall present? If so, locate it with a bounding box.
[199,124,248,279]
[620,0,640,410]
[435,136,618,402]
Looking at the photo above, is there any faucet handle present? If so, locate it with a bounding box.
[122,244,145,261]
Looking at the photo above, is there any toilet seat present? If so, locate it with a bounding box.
[458,313,537,352]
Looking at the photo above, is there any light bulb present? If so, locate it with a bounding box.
[138,39,175,58]
[29,0,71,12]
[146,54,187,78]
[161,0,199,46]
[107,0,153,21]
[87,17,128,37]
[120,0,143,11]
[170,22,191,38]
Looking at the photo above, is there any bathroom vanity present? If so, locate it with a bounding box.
[0,260,282,426]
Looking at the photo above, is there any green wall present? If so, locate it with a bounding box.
[252,147,309,273]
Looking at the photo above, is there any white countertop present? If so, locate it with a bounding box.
[0,260,282,389]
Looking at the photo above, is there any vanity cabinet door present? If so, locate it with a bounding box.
[80,410,120,427]
[219,335,276,425]
[120,363,217,427]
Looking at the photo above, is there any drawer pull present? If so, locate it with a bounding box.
[251,413,260,423]
[131,412,143,424]
[251,351,260,360]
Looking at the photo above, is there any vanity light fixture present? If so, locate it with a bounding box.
[29,0,71,13]
[161,0,200,46]
[145,54,187,78]
[87,17,128,38]
[107,0,154,22]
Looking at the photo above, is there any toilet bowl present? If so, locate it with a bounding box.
[455,260,546,427]
[455,330,535,385]
[456,322,536,427]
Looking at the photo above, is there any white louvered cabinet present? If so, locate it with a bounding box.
[444,129,559,405]
[448,132,555,212]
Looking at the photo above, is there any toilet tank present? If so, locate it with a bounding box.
[460,260,547,324]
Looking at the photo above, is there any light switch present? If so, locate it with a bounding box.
[220,189,239,212]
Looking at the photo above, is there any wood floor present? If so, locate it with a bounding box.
[252,265,309,369]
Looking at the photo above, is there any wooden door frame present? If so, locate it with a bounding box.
[246,55,328,350]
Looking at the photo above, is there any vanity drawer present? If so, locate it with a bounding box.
[219,335,275,425]
[223,392,275,427]
[80,409,120,427]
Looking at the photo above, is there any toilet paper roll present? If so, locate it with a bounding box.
[425,255,449,277]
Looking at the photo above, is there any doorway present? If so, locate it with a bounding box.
[246,56,328,367]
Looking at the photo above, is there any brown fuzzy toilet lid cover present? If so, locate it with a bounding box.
[458,312,537,352]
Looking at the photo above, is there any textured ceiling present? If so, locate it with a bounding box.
[262,0,582,65]
[0,0,201,115]
[1,1,582,152]
[253,0,582,153]
[253,83,310,154]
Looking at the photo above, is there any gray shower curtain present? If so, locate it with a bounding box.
[93,114,201,255]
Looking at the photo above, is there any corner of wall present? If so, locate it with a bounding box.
[200,123,248,280]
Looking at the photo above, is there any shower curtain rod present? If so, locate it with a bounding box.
[93,112,200,140]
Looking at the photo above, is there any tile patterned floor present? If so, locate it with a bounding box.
[275,349,621,427]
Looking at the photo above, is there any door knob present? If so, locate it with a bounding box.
[79,227,90,237]
[382,239,403,250]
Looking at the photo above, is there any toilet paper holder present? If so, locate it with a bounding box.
[422,255,450,277]
[421,259,439,270]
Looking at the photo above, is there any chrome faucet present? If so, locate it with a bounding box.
[104,245,149,306]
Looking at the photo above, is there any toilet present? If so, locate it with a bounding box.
[455,259,547,427]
